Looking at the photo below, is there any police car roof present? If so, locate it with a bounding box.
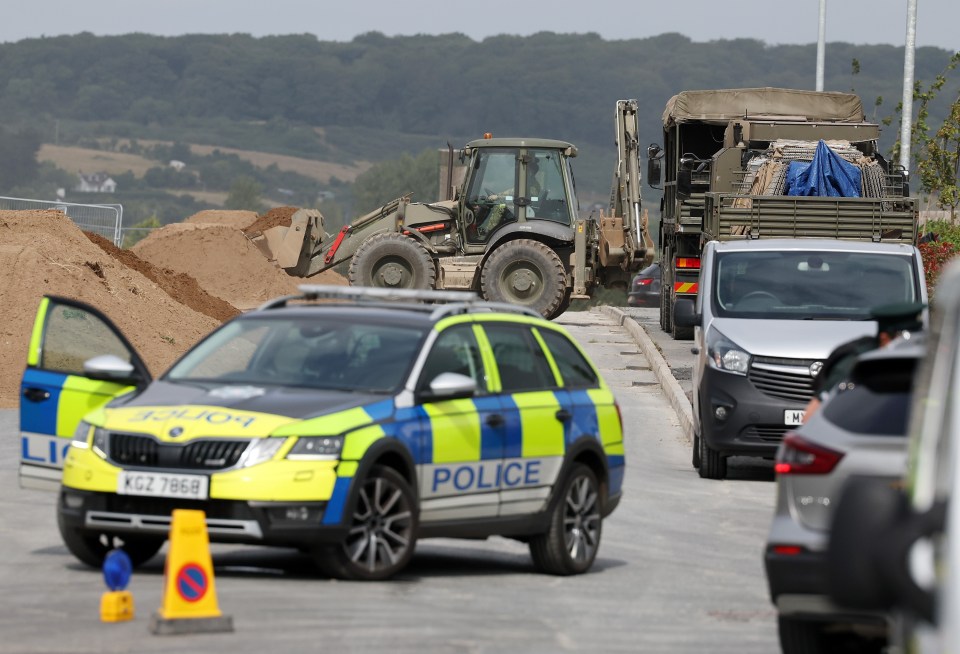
[249,285,542,325]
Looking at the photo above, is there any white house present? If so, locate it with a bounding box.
[76,172,117,193]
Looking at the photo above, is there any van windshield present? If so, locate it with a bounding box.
[712,250,919,320]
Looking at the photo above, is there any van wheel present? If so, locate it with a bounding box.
[58,511,164,568]
[529,463,602,575]
[698,434,727,480]
[315,465,418,581]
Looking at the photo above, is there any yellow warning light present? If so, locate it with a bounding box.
[149,509,233,635]
[101,590,134,622]
[483,133,493,139]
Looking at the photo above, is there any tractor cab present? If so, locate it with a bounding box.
[457,138,579,252]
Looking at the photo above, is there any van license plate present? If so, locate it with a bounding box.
[784,410,805,426]
[117,471,208,500]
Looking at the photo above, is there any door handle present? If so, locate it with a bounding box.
[23,387,51,402]
[555,409,572,423]
[486,414,505,428]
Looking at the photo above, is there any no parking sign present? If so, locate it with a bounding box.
[175,562,209,603]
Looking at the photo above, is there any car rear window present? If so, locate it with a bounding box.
[821,385,911,436]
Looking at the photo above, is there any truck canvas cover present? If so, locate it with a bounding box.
[662,88,866,127]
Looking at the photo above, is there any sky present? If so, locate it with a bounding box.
[2,0,957,50]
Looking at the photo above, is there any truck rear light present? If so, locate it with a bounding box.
[676,257,701,269]
[774,432,844,475]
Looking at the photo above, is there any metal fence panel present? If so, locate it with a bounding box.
[0,196,123,245]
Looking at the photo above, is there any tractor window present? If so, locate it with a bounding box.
[464,150,518,244]
[527,150,571,224]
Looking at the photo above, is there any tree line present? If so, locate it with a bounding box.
[0,32,956,223]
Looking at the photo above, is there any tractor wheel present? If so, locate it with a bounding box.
[480,239,566,318]
[347,232,436,290]
[546,289,572,321]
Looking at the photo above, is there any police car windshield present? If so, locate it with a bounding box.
[164,317,427,393]
[713,251,919,320]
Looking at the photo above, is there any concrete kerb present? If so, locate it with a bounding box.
[598,306,694,443]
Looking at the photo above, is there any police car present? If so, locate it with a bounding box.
[20,286,624,580]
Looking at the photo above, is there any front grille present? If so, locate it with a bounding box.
[741,425,790,442]
[109,433,250,470]
[748,356,819,402]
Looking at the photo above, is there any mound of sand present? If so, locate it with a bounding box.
[242,206,298,236]
[184,209,260,229]
[84,232,240,323]
[133,220,346,310]
[0,211,221,407]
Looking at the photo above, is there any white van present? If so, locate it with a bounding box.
[675,238,928,480]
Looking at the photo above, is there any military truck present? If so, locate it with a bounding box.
[645,87,919,340]
[252,115,653,319]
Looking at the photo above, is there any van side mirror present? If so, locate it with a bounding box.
[673,298,700,328]
[827,477,945,624]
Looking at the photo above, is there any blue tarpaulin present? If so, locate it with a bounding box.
[785,140,862,197]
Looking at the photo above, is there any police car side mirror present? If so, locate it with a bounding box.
[420,372,476,401]
[83,354,144,385]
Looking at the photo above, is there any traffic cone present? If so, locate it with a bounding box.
[149,509,233,635]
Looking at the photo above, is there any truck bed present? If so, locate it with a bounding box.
[703,193,918,245]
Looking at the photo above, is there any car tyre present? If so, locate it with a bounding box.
[529,463,602,575]
[692,430,701,470]
[58,510,165,568]
[316,465,418,581]
[698,433,727,480]
[778,616,826,654]
[347,232,436,290]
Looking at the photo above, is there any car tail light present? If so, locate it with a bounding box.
[770,545,805,556]
[774,432,844,475]
[635,279,653,287]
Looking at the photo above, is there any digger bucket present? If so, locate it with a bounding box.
[247,209,324,271]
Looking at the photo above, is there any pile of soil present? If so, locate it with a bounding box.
[0,211,221,407]
[243,206,298,236]
[132,222,345,310]
[84,232,240,322]
[184,209,260,229]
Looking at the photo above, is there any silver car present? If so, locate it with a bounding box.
[763,332,926,653]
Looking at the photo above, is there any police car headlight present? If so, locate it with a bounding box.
[91,427,110,459]
[71,421,92,449]
[237,438,286,468]
[705,326,750,375]
[286,436,344,460]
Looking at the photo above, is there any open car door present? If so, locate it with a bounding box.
[19,295,151,491]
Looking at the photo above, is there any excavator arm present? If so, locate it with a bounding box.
[597,99,654,275]
[248,197,412,278]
